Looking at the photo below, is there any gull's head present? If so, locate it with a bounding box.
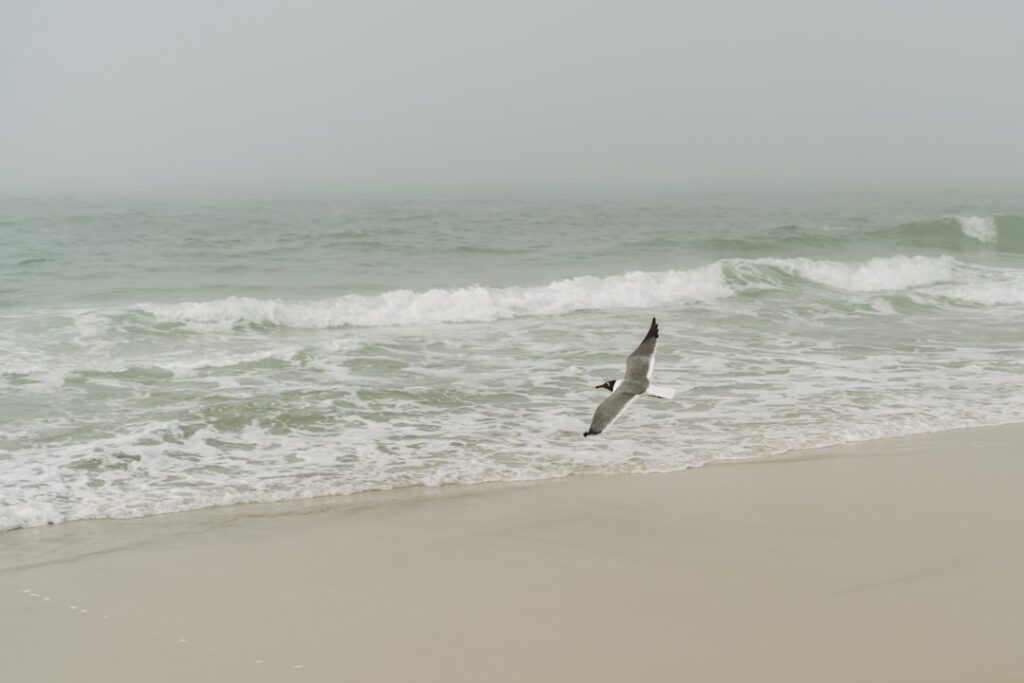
[595,380,616,392]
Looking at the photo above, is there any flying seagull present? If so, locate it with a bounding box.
[583,317,675,437]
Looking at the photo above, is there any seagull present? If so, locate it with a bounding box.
[583,317,675,437]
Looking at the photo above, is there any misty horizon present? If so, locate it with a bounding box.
[3,1,1023,194]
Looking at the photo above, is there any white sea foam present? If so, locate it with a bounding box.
[933,280,1024,306]
[4,252,1024,533]
[131,255,997,332]
[955,215,998,243]
[133,255,1002,332]
[753,255,956,291]
[6,199,1024,534]
[138,265,733,329]
[3,317,1024,533]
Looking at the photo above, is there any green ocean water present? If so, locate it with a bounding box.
[2,192,1023,530]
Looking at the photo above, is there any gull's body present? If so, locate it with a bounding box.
[583,318,675,437]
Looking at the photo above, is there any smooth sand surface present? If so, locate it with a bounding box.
[2,424,1024,683]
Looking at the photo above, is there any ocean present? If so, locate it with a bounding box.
[2,192,1023,531]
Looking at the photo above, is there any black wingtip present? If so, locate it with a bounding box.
[646,317,659,340]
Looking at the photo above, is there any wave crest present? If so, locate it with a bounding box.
[138,265,733,329]
[132,254,1024,331]
[751,255,956,292]
[955,215,998,243]
[888,215,1024,252]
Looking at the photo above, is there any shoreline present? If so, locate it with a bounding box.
[3,422,1024,681]
[4,418,1021,542]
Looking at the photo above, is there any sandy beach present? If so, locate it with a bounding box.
[2,423,1023,683]
[6,2,1024,681]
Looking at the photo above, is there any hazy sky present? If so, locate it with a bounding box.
[2,1,1022,193]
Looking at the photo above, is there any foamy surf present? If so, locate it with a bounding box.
[747,254,957,292]
[955,215,998,243]
[131,255,1022,332]
[4,197,1024,533]
[137,265,734,329]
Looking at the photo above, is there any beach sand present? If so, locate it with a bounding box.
[2,424,1023,682]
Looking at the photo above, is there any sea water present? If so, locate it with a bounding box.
[2,192,1023,530]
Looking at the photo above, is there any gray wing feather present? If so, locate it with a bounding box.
[624,318,658,383]
[584,391,638,437]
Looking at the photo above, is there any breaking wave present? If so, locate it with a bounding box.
[888,215,1024,252]
[695,215,1024,256]
[743,255,956,292]
[138,265,734,328]
[6,198,1024,534]
[955,216,998,243]
[134,255,1024,331]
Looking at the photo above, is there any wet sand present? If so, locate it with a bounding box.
[2,424,1023,682]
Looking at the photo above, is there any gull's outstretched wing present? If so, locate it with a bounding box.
[624,318,658,383]
[583,390,639,437]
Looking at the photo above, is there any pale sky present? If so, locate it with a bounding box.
[2,0,1022,193]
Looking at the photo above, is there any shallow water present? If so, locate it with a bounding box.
[2,192,1023,530]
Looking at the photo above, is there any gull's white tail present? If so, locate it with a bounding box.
[646,385,676,399]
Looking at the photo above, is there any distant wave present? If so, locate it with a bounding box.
[693,215,1023,256]
[746,254,956,291]
[887,215,1024,252]
[954,215,998,243]
[135,254,1024,330]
